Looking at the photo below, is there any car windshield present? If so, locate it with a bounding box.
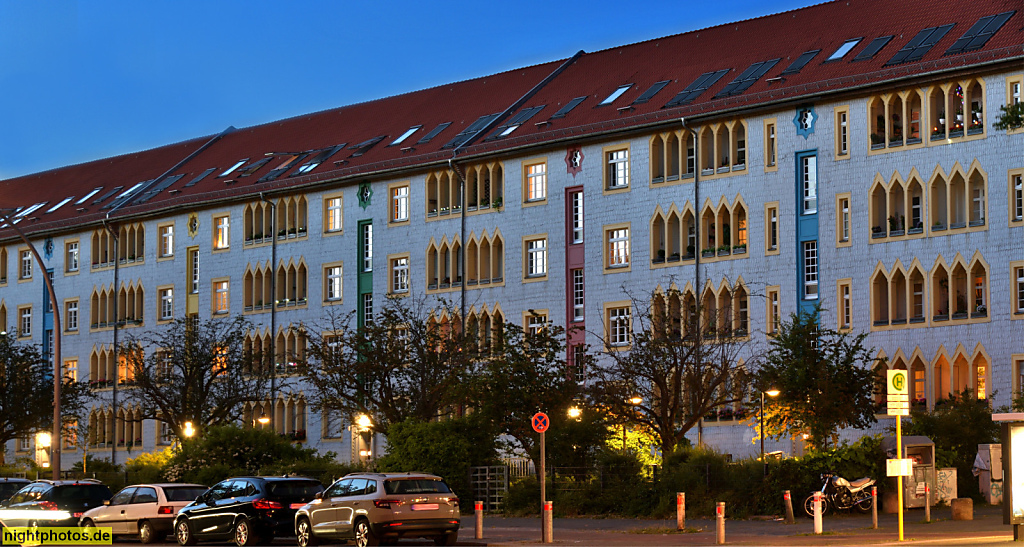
[266,481,322,500]
[53,485,112,502]
[0,483,27,499]
[164,487,207,502]
[384,479,451,495]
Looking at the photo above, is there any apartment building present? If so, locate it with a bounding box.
[1,0,1021,465]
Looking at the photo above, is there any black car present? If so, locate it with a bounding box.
[0,478,31,504]
[0,479,112,528]
[173,476,323,546]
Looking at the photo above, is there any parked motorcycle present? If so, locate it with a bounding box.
[803,472,876,516]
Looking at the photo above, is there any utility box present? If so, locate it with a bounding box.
[883,435,936,508]
[975,443,1003,505]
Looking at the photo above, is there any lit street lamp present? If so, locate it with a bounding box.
[567,406,581,420]
[761,389,780,477]
[183,421,195,439]
[355,414,373,459]
[623,396,642,452]
[1,209,62,479]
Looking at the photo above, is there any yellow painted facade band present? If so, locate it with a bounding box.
[1,527,113,545]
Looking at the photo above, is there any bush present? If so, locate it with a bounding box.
[124,447,175,484]
[165,425,341,486]
[376,416,498,502]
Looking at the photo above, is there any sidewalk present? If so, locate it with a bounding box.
[459,504,1015,545]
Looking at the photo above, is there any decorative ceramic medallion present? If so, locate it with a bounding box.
[565,147,584,177]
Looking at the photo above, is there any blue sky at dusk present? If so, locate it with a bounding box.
[0,0,814,180]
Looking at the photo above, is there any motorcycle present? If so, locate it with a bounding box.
[803,472,876,516]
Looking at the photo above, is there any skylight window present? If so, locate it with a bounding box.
[46,197,74,213]
[781,51,820,75]
[416,122,452,144]
[133,174,185,204]
[599,85,633,106]
[827,38,862,61]
[390,126,422,146]
[92,186,123,205]
[852,36,893,61]
[349,136,387,157]
[75,188,102,205]
[13,202,47,219]
[632,81,671,105]
[486,105,546,140]
[885,24,954,66]
[184,168,216,187]
[442,113,500,149]
[663,69,730,108]
[218,159,248,178]
[257,154,310,182]
[236,158,271,177]
[294,145,344,175]
[117,182,146,198]
[715,59,780,98]
[945,11,1015,56]
[550,97,587,119]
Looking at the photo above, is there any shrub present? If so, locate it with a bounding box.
[376,416,498,502]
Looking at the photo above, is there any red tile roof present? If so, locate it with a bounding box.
[2,0,1021,239]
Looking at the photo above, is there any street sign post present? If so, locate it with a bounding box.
[533,412,550,543]
[887,369,909,541]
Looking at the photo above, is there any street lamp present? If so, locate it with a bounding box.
[257,413,271,426]
[355,414,373,459]
[567,406,581,420]
[760,389,780,477]
[183,421,195,438]
[36,432,52,468]
[1,209,62,479]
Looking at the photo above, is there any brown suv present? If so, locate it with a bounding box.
[294,472,459,547]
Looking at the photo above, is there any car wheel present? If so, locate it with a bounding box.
[296,518,319,547]
[434,530,458,546]
[139,520,165,544]
[354,519,379,547]
[80,519,95,529]
[176,519,197,546]
[234,517,264,547]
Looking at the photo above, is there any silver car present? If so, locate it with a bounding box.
[294,472,460,547]
[80,483,206,544]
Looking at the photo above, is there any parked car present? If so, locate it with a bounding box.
[0,479,112,528]
[294,472,460,547]
[173,476,323,546]
[0,478,32,503]
[80,483,206,543]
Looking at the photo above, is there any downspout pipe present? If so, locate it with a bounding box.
[101,214,119,464]
[680,117,702,446]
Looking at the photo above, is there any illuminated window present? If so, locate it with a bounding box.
[325,196,343,233]
[390,186,409,223]
[213,280,229,314]
[213,215,230,250]
[525,162,547,202]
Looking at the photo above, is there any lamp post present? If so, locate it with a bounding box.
[760,389,780,477]
[259,193,277,430]
[0,210,62,479]
[355,414,373,460]
[183,421,195,439]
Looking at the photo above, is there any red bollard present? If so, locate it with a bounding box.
[871,486,877,529]
[676,492,685,530]
[475,500,483,539]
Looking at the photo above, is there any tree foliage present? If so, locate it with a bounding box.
[472,315,582,460]
[301,297,474,436]
[0,332,91,463]
[755,308,878,449]
[120,316,271,441]
[589,288,753,458]
[376,417,499,499]
[993,102,1024,131]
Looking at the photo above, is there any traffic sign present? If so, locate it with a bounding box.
[532,412,550,433]
[887,370,908,396]
[886,458,914,477]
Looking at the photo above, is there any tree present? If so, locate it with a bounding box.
[588,288,754,458]
[993,102,1024,131]
[472,315,584,462]
[0,332,91,464]
[301,297,474,436]
[120,316,271,441]
[754,307,879,450]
